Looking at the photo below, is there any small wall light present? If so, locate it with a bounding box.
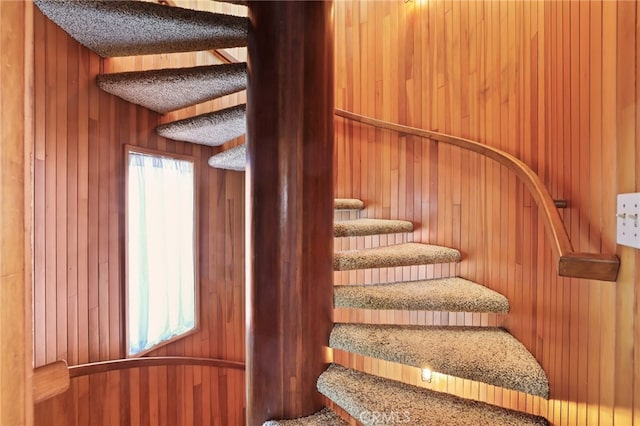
[421,368,432,383]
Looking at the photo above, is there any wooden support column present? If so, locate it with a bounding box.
[246,1,334,424]
[0,1,34,425]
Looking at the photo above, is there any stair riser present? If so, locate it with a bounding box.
[333,308,506,328]
[334,233,414,251]
[333,210,360,221]
[333,262,460,286]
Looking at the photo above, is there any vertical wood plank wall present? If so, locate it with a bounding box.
[28,0,640,425]
[32,1,247,424]
[334,1,639,425]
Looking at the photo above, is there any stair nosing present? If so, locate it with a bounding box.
[333,242,461,271]
[334,277,509,313]
[97,63,247,113]
[333,218,414,237]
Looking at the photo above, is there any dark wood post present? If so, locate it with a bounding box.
[245,1,334,425]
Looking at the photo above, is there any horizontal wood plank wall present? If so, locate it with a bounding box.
[32,1,247,424]
[334,1,639,425]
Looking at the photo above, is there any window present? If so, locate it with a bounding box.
[125,147,198,356]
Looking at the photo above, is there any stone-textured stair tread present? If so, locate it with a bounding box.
[156,104,245,146]
[318,365,547,426]
[97,63,247,113]
[334,277,509,313]
[34,0,247,57]
[333,198,364,210]
[334,218,413,237]
[329,323,549,398]
[262,408,347,426]
[208,144,246,171]
[333,242,460,271]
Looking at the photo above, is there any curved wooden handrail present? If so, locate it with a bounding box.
[335,108,619,282]
[68,356,245,379]
[34,357,244,403]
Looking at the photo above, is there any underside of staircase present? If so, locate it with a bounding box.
[35,0,249,170]
[35,1,549,424]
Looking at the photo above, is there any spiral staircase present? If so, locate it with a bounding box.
[34,1,549,424]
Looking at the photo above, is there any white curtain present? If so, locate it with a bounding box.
[127,152,196,356]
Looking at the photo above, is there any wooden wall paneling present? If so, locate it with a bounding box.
[458,0,471,288]
[66,33,81,425]
[98,74,110,360]
[545,1,558,421]
[575,3,591,425]
[28,0,640,424]
[75,34,91,396]
[535,2,549,420]
[567,2,580,424]
[0,1,33,424]
[32,1,247,423]
[87,40,100,365]
[466,1,479,295]
[521,0,534,384]
[475,1,488,318]
[614,2,637,425]
[557,66,571,426]
[502,0,513,335]
[333,0,640,425]
[633,0,640,424]
[484,0,497,300]
[33,3,46,369]
[95,64,110,426]
[44,15,58,365]
[635,3,640,425]
[67,31,79,368]
[56,17,69,364]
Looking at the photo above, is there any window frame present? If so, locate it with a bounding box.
[124,144,200,357]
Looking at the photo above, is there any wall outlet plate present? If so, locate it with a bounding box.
[616,192,640,249]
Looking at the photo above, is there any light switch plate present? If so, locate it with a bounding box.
[617,192,640,249]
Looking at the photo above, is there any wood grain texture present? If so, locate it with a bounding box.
[0,1,34,424]
[246,2,334,424]
[335,108,619,281]
[28,0,640,425]
[32,1,246,424]
[33,361,70,403]
[36,367,245,426]
[333,1,640,425]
